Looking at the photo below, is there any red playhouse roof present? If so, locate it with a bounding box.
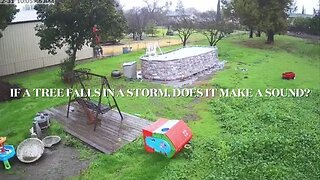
[165,120,192,152]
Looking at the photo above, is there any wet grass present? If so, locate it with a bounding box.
[0,34,319,179]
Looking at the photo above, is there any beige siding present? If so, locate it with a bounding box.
[0,21,92,76]
[101,39,181,56]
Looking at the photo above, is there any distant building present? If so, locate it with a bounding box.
[0,10,92,76]
[289,13,314,19]
[288,13,314,25]
[166,11,195,19]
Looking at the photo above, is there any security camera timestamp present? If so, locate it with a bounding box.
[0,0,55,4]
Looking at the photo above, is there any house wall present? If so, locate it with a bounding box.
[0,21,92,76]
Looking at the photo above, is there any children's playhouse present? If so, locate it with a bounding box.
[142,118,192,158]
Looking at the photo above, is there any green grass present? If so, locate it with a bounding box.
[207,94,320,179]
[1,34,319,179]
[211,35,320,90]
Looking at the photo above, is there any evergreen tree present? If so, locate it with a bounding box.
[231,0,294,43]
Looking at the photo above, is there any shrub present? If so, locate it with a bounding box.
[0,80,24,102]
[289,16,320,36]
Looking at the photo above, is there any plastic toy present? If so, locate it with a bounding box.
[142,118,192,158]
[0,137,16,170]
[282,72,295,80]
[42,135,61,148]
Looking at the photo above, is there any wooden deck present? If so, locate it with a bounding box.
[44,102,152,154]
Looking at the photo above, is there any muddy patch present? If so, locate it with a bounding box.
[0,143,90,180]
[183,113,201,122]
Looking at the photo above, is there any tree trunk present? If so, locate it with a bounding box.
[63,47,77,84]
[71,48,77,67]
[139,33,142,40]
[183,38,187,47]
[256,30,261,37]
[249,28,253,38]
[266,30,274,44]
[180,34,186,47]
[209,33,214,46]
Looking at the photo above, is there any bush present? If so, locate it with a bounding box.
[289,16,320,36]
[0,80,24,102]
[145,22,159,37]
[290,17,311,33]
[309,15,320,35]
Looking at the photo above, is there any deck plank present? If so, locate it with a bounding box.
[44,102,152,154]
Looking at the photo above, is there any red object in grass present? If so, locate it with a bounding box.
[282,72,296,80]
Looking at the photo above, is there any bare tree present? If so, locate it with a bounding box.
[197,11,234,46]
[197,11,222,46]
[125,7,149,40]
[125,1,169,39]
[196,2,236,47]
[143,0,167,24]
[169,1,195,46]
[170,15,195,46]
[175,0,184,12]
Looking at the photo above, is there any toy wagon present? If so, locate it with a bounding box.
[282,72,295,80]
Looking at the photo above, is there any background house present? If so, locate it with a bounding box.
[288,13,314,24]
[0,10,92,77]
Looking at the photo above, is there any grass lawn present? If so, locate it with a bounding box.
[1,34,319,179]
